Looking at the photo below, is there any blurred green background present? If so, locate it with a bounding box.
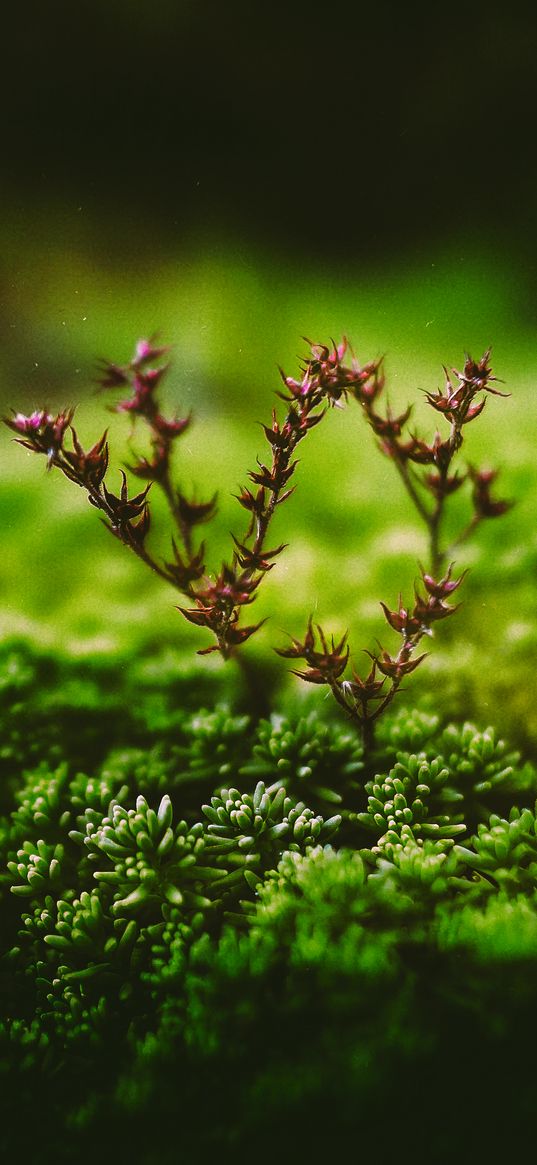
[2,1,537,743]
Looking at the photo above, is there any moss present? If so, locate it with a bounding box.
[1,639,537,1161]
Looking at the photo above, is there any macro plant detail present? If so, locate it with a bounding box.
[4,335,510,753]
[1,636,537,1161]
[1,334,525,1159]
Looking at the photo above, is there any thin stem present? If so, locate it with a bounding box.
[79,476,181,589]
[445,513,480,559]
[123,531,181,587]
[158,469,194,558]
[233,411,303,594]
[392,458,432,526]
[370,681,402,724]
[361,716,375,758]
[429,497,445,578]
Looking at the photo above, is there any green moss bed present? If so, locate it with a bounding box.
[1,638,536,1163]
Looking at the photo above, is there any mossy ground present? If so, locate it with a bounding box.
[1,640,537,1163]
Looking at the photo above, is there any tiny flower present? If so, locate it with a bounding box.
[261,410,290,449]
[359,361,385,404]
[114,373,157,418]
[194,565,261,615]
[277,620,349,684]
[131,337,170,368]
[63,427,109,488]
[275,618,316,660]
[423,470,466,498]
[249,458,297,492]
[231,535,287,573]
[367,403,412,439]
[222,619,266,648]
[420,563,467,600]
[4,408,52,436]
[152,412,190,439]
[277,367,319,403]
[423,387,455,415]
[412,593,458,625]
[127,447,169,481]
[96,361,130,390]
[453,349,508,396]
[278,340,381,408]
[166,540,206,587]
[176,492,218,527]
[101,471,151,525]
[367,648,427,680]
[178,602,216,628]
[4,408,74,464]
[470,467,513,519]
[461,397,487,423]
[234,486,266,516]
[341,660,386,707]
[397,432,450,468]
[380,597,422,637]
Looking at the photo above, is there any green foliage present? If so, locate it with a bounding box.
[355,753,467,846]
[454,802,537,894]
[2,638,537,1161]
[436,722,537,821]
[239,711,365,813]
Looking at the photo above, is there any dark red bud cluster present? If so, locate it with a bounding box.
[132,339,170,368]
[423,470,466,499]
[180,562,266,656]
[152,413,191,439]
[424,382,486,424]
[276,619,349,685]
[62,428,109,488]
[235,486,268,516]
[420,563,467,599]
[231,535,286,573]
[300,338,373,403]
[470,468,513,518]
[369,648,428,680]
[380,566,464,640]
[164,540,206,589]
[395,432,451,469]
[97,339,189,449]
[279,339,382,408]
[249,456,298,493]
[379,598,423,637]
[113,372,161,418]
[412,592,458,625]
[424,349,508,426]
[367,404,412,440]
[5,408,74,464]
[99,472,151,539]
[341,659,386,709]
[454,350,504,395]
[195,616,265,656]
[94,337,204,578]
[261,406,325,448]
[176,492,217,527]
[127,448,168,482]
[359,350,509,547]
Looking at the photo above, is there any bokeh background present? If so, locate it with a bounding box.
[2,1,537,740]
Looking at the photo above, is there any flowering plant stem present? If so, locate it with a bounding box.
[5,335,511,754]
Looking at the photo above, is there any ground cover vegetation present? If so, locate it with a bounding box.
[1,332,536,1162]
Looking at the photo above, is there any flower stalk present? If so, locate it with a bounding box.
[4,333,510,753]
